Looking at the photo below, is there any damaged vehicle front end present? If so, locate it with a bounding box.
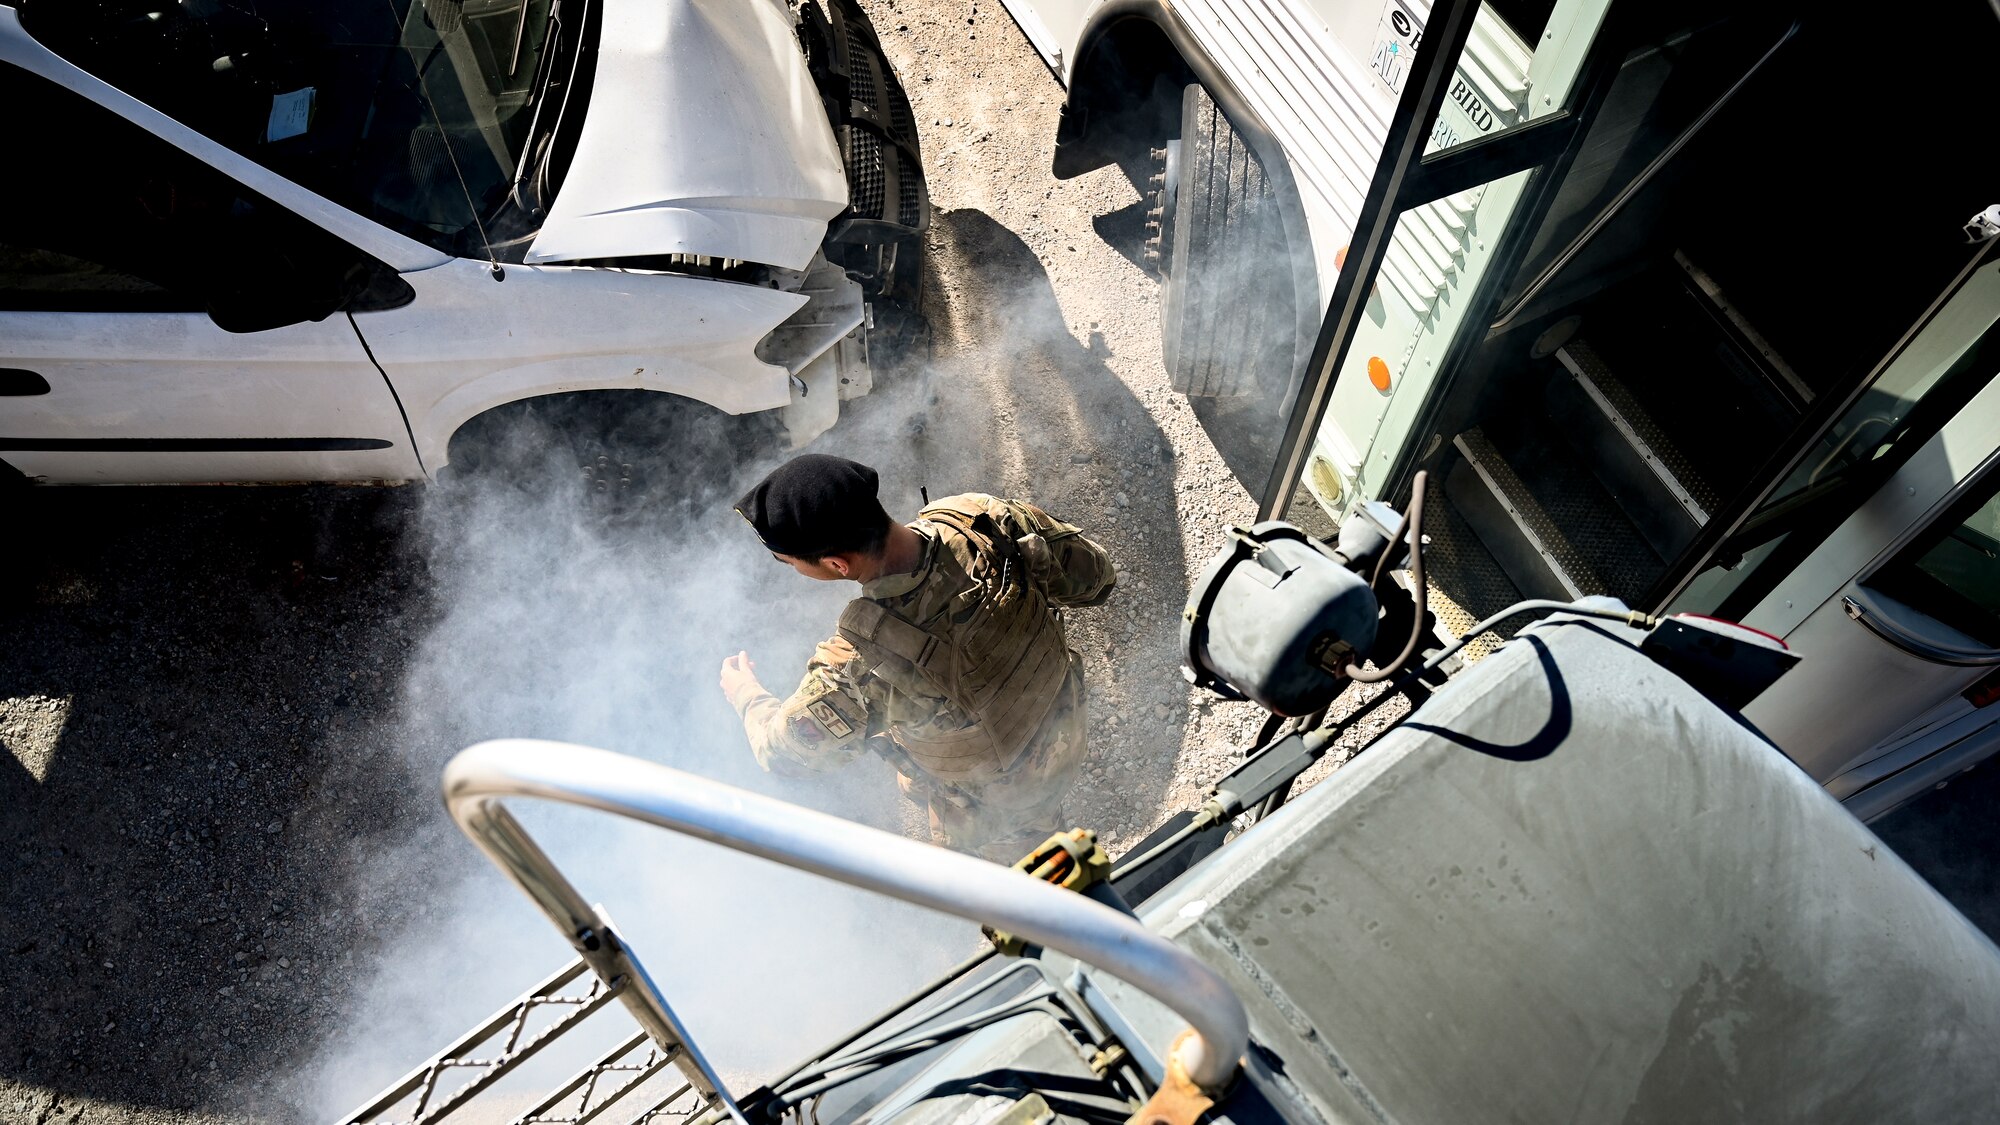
[0,0,926,485]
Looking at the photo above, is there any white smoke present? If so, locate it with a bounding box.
[297,188,1201,1117]
[297,393,974,1116]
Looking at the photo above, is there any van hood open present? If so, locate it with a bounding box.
[527,0,848,271]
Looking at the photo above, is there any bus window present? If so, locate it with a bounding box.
[1299,0,1624,517]
[1381,0,1608,159]
[1870,474,2000,648]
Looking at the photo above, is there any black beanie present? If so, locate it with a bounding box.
[734,454,890,557]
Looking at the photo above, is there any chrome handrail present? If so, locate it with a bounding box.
[442,739,1250,1092]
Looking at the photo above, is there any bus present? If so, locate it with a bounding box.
[997,0,2000,822]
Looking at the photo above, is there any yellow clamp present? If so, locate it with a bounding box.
[982,828,1112,956]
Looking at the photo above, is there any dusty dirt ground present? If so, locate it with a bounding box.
[0,6,1303,1121]
[2,3,1995,1123]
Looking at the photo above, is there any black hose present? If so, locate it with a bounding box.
[1346,470,1429,684]
[1320,597,1662,761]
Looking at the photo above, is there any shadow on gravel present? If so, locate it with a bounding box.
[0,485,434,1118]
[1189,394,1287,500]
[1091,197,1155,278]
[0,214,1191,1120]
[899,207,1189,839]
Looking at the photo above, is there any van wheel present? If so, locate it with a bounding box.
[440,392,774,521]
[1158,83,1295,399]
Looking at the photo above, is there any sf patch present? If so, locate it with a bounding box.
[807,699,855,738]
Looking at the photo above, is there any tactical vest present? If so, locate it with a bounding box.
[837,503,1073,780]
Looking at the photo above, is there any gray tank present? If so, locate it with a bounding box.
[347,616,2000,1125]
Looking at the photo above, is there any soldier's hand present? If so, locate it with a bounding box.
[719,651,763,710]
[1016,533,1056,587]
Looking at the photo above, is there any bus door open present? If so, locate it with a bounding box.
[1729,253,2000,819]
[1268,0,2000,659]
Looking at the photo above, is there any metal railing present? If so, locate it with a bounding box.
[342,957,630,1124]
[442,739,1250,1093]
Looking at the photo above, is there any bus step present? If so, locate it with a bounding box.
[1549,338,1719,559]
[1672,250,1816,412]
[1416,471,1520,662]
[1446,429,1604,602]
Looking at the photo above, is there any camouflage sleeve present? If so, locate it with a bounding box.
[735,636,882,774]
[991,497,1118,608]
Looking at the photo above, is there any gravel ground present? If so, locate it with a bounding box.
[1,487,435,1125]
[2,4,1993,1123]
[0,8,1316,1120]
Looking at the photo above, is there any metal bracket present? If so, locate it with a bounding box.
[1124,1030,1220,1125]
[342,958,625,1124]
[985,829,1117,955]
[1965,204,2000,244]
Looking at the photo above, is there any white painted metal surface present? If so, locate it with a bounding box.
[1172,0,1397,292]
[0,310,420,484]
[995,0,1084,78]
[2,0,873,483]
[527,0,849,270]
[443,739,1251,1092]
[992,0,1605,510]
[355,259,808,470]
[1313,0,1608,509]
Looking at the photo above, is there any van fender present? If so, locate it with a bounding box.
[352,259,808,473]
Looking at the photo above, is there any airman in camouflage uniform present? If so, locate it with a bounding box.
[720,456,1115,862]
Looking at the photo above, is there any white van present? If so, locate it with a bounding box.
[0,0,927,485]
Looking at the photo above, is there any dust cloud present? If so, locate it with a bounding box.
[298,187,1206,1117]
[296,386,976,1115]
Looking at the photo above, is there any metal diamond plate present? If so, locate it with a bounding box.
[1501,427,1669,605]
[1421,472,1523,658]
[1558,338,1722,519]
[1454,429,1605,598]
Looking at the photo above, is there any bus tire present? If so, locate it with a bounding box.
[1158,83,1295,399]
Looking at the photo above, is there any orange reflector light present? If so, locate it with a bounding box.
[1335,244,1350,270]
[1367,356,1391,391]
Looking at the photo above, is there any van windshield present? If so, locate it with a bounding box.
[21,0,591,259]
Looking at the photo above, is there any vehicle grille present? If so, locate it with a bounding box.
[847,27,881,114]
[846,126,886,218]
[823,8,926,238]
[888,78,914,144]
[899,173,921,228]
